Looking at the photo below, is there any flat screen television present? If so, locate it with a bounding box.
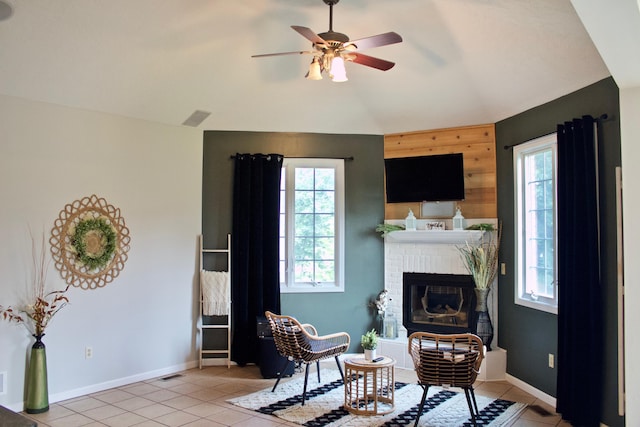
[384,153,465,203]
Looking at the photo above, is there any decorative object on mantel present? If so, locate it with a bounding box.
[452,207,465,230]
[404,209,417,230]
[425,221,445,230]
[49,195,131,290]
[0,232,70,414]
[457,223,501,350]
[375,223,405,238]
[360,329,379,361]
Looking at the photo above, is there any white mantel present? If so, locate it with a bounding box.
[384,229,485,244]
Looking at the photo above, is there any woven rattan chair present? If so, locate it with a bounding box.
[265,311,350,405]
[408,332,484,426]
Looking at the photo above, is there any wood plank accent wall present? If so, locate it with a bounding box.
[384,123,497,220]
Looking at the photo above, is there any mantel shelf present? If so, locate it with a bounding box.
[384,229,485,244]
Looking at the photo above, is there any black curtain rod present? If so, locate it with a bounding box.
[503,113,609,151]
[229,155,354,160]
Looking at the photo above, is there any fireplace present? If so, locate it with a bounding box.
[403,272,476,336]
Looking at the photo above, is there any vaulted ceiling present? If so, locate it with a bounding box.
[0,0,624,135]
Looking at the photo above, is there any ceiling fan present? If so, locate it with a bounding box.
[252,0,402,82]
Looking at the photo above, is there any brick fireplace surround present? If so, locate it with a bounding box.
[378,219,506,380]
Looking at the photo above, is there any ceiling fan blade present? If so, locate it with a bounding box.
[252,51,313,58]
[346,32,403,51]
[349,52,396,71]
[291,25,326,45]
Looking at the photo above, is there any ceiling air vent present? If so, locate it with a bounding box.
[182,110,211,127]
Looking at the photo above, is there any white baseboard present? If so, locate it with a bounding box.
[505,373,556,407]
[48,360,199,405]
[3,360,200,412]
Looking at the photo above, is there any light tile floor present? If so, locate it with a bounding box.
[22,362,570,426]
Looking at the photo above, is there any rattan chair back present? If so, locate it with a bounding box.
[265,311,350,364]
[408,331,484,388]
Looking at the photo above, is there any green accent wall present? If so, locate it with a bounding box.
[202,131,385,353]
[496,77,623,426]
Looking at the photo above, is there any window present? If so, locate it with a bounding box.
[279,158,345,293]
[514,133,558,314]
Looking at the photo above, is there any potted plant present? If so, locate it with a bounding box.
[361,329,379,361]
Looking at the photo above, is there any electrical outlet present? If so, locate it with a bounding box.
[85,346,93,359]
[0,371,6,395]
[500,263,506,275]
[548,353,554,368]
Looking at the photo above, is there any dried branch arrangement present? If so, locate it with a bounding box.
[457,224,501,289]
[0,232,70,335]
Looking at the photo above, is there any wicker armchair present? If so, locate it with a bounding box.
[265,311,350,405]
[408,332,484,426]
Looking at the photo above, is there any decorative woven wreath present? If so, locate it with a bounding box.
[50,195,131,290]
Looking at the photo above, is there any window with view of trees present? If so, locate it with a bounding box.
[514,133,558,314]
[280,158,345,293]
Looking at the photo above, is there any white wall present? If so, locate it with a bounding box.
[621,87,640,424]
[0,95,203,410]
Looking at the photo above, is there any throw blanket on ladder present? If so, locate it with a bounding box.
[201,270,229,316]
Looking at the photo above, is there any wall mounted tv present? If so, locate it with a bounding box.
[384,153,465,203]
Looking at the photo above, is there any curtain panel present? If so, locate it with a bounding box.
[556,116,603,426]
[231,153,283,366]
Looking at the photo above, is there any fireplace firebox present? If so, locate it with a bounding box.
[403,272,477,336]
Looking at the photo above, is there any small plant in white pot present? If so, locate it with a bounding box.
[361,329,379,361]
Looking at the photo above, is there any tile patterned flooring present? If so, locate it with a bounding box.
[21,362,570,426]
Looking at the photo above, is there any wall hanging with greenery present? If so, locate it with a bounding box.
[49,194,131,290]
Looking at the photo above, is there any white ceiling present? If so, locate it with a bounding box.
[0,0,621,135]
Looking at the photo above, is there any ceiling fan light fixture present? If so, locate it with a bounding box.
[251,0,402,82]
[330,55,348,82]
[307,57,323,80]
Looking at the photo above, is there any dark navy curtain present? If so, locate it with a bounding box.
[231,153,283,366]
[556,116,603,426]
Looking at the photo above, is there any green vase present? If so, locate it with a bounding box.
[25,333,49,414]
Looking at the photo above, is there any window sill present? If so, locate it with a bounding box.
[280,285,345,294]
[515,297,558,315]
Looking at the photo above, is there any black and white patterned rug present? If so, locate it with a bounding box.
[228,369,527,427]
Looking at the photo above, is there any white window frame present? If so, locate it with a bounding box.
[513,133,558,314]
[280,158,345,293]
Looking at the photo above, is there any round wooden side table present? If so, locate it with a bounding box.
[344,356,395,415]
